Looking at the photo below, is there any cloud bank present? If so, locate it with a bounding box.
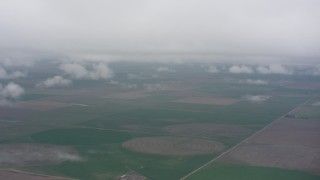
[0,0,319,63]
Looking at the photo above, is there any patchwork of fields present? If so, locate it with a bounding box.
[0,62,319,179]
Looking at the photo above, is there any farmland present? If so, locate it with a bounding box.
[0,61,319,179]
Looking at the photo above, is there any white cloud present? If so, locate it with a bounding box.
[242,79,268,85]
[207,65,219,73]
[60,63,88,79]
[243,95,271,103]
[229,65,253,74]
[0,67,27,79]
[89,63,113,79]
[0,82,25,99]
[0,82,25,106]
[256,64,293,75]
[60,63,113,80]
[157,67,175,72]
[37,75,72,88]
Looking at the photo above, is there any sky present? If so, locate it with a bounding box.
[0,0,319,63]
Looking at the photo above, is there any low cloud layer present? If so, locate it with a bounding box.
[0,1,319,63]
[256,64,293,75]
[60,63,113,80]
[0,82,25,106]
[0,67,27,79]
[229,65,253,74]
[37,75,72,88]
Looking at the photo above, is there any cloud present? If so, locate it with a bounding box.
[0,82,25,99]
[229,65,253,74]
[60,63,113,80]
[0,82,25,106]
[0,67,27,79]
[157,67,175,72]
[242,79,268,85]
[36,75,72,88]
[256,64,293,75]
[207,65,220,73]
[243,95,271,103]
[1,58,34,67]
[0,144,83,166]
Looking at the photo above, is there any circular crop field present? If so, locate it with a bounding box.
[32,128,131,145]
[122,136,225,155]
[163,123,252,137]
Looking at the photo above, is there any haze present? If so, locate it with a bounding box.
[0,0,319,63]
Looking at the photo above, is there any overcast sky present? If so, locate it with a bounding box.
[0,0,319,63]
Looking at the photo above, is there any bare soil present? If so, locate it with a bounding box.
[122,136,225,156]
[219,118,320,175]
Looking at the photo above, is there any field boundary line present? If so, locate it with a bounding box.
[180,96,315,180]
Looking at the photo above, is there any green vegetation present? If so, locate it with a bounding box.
[31,128,131,145]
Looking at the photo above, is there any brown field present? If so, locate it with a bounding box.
[163,123,252,138]
[219,118,320,175]
[174,97,240,105]
[103,91,149,100]
[0,170,72,180]
[122,136,225,156]
[18,100,70,111]
[0,144,82,167]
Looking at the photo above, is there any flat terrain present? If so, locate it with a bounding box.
[174,97,240,105]
[0,62,319,179]
[122,136,225,155]
[218,117,320,175]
